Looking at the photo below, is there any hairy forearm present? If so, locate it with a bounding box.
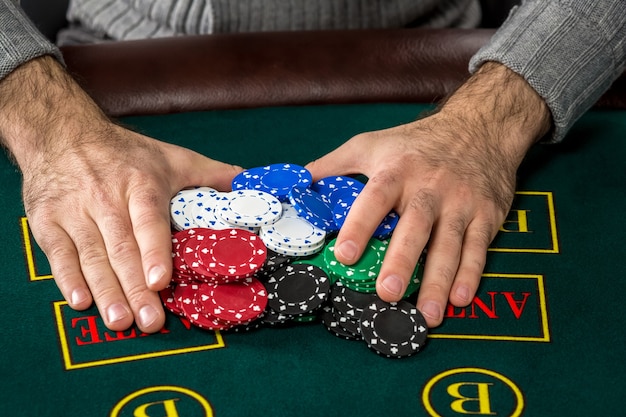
[441,61,552,157]
[0,56,109,172]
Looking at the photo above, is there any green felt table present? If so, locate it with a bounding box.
[1,103,625,416]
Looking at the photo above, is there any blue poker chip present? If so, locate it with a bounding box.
[311,176,365,207]
[242,163,312,201]
[373,211,399,239]
[231,170,252,190]
[332,201,351,229]
[332,200,399,239]
[288,187,337,232]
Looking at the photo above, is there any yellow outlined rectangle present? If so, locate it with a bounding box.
[488,191,560,254]
[53,301,226,370]
[429,273,551,342]
[21,217,53,281]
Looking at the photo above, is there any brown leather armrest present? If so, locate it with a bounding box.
[60,29,625,117]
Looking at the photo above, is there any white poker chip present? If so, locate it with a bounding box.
[263,237,325,257]
[170,187,216,230]
[259,216,326,250]
[216,190,283,228]
[189,192,231,229]
[280,201,302,218]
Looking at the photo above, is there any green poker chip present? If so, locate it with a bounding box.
[324,238,387,284]
[292,250,336,283]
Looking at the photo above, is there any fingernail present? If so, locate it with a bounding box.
[107,303,130,323]
[336,240,358,262]
[139,305,159,328]
[71,288,89,306]
[421,301,441,321]
[456,286,470,303]
[381,275,403,297]
[148,265,166,287]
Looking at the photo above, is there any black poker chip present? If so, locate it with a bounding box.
[330,281,378,320]
[260,305,293,326]
[359,298,428,358]
[266,264,331,315]
[336,313,361,337]
[321,306,361,341]
[256,249,292,280]
[223,317,263,333]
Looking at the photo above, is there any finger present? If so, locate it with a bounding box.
[333,175,400,265]
[69,220,135,331]
[33,223,93,310]
[448,217,496,307]
[415,212,468,328]
[89,191,169,333]
[128,185,173,292]
[95,206,166,334]
[376,189,435,302]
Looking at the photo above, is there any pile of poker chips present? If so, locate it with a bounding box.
[321,283,428,358]
[164,227,269,330]
[164,163,428,358]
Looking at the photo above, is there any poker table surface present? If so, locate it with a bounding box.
[2,30,626,416]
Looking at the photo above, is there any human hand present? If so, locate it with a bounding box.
[306,62,551,327]
[0,57,242,333]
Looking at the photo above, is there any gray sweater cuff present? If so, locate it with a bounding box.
[469,0,626,143]
[0,0,63,81]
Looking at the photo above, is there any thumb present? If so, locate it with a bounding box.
[164,142,243,192]
[191,157,244,192]
[305,136,366,181]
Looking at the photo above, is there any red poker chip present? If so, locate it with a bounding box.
[175,230,223,282]
[202,277,268,324]
[172,281,198,319]
[171,271,196,284]
[174,282,232,330]
[192,228,267,279]
[159,285,183,316]
[172,228,208,279]
[181,235,215,277]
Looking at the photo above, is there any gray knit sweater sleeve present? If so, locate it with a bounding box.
[469,0,626,143]
[0,0,63,81]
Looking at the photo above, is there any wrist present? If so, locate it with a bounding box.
[437,61,552,163]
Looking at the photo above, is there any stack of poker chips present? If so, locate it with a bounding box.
[166,227,269,330]
[164,163,428,358]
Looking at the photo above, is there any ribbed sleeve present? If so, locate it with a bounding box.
[469,0,626,142]
[0,0,63,81]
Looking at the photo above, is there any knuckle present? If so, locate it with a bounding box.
[120,281,151,305]
[420,280,452,300]
[433,263,458,286]
[106,238,138,261]
[383,250,417,274]
[86,274,119,299]
[445,215,468,240]
[407,188,437,218]
[476,223,496,247]
[74,236,108,266]
[133,187,162,210]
